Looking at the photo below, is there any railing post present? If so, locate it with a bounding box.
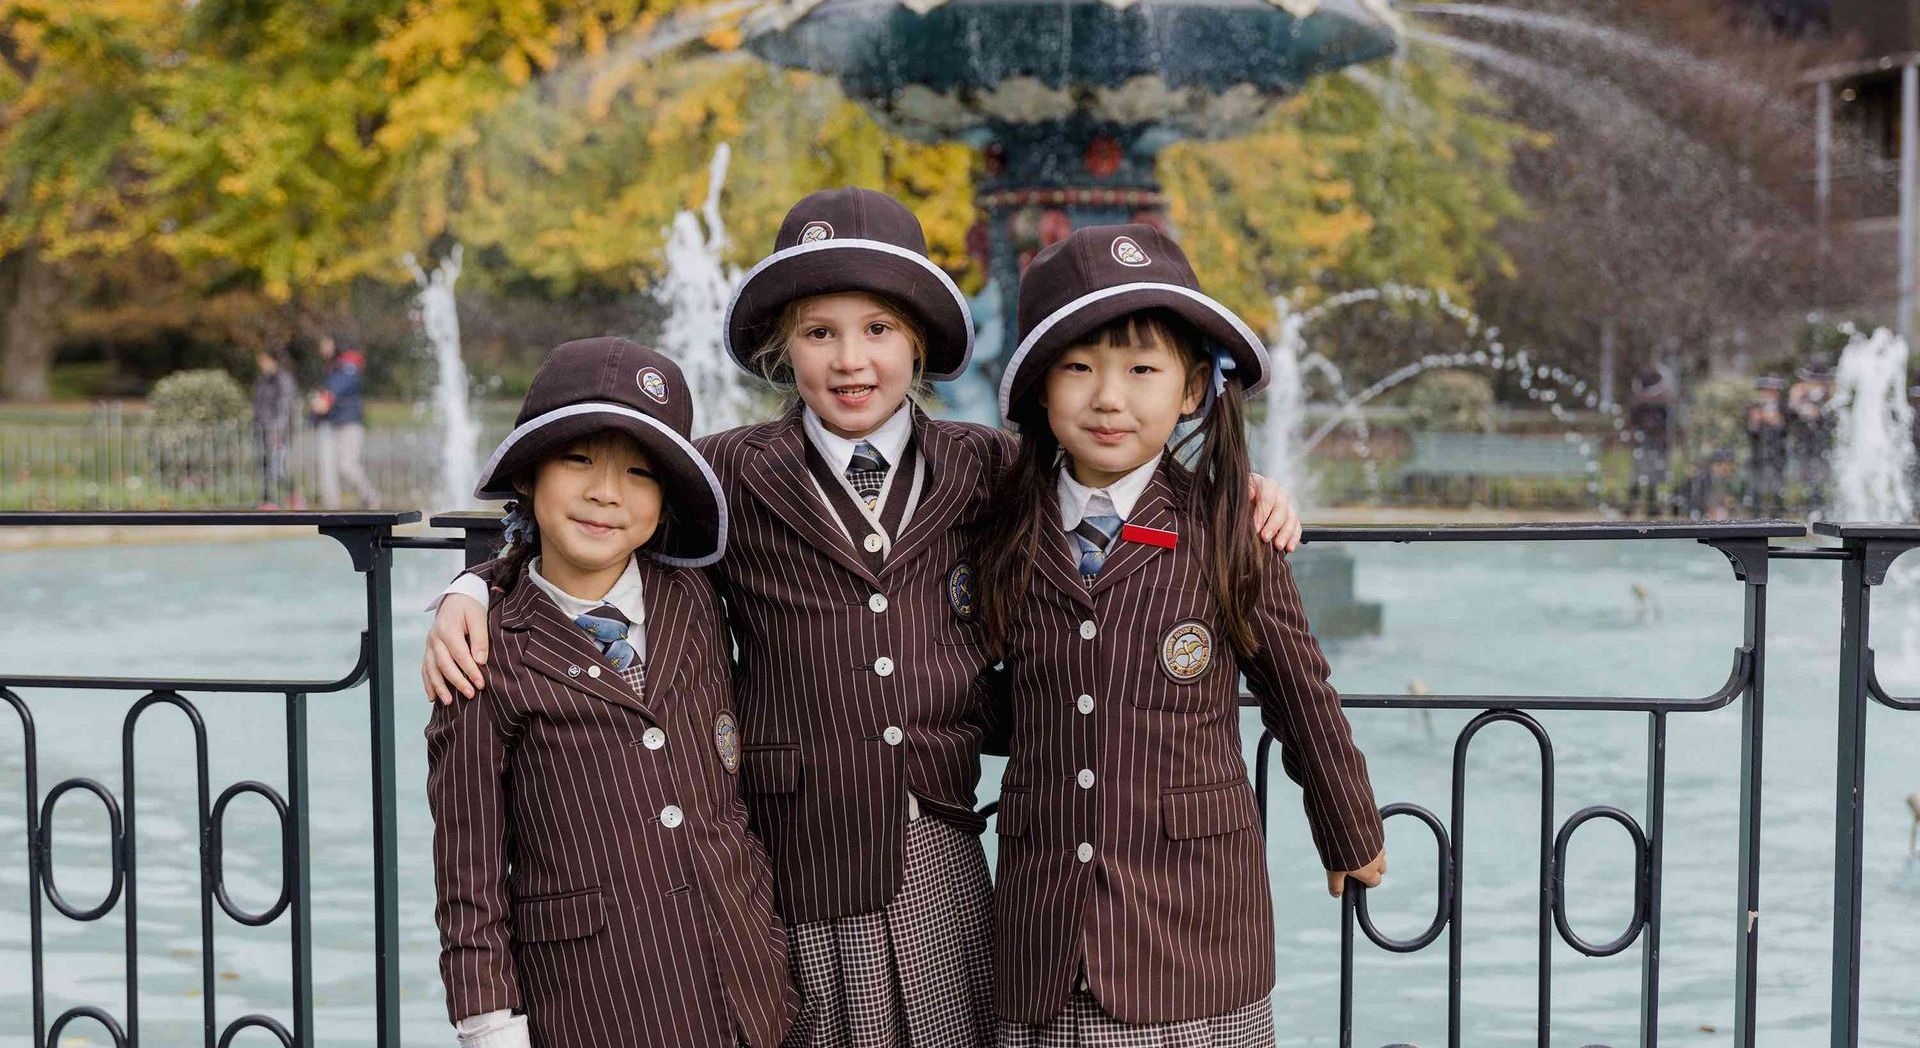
[1830,551,1869,1048]
[365,526,402,1048]
[1735,549,1768,1048]
[287,689,314,1046]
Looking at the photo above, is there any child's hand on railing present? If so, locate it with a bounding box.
[1326,848,1386,898]
[423,594,489,704]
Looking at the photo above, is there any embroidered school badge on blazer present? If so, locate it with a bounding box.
[1159,619,1214,683]
[946,560,977,621]
[714,711,741,773]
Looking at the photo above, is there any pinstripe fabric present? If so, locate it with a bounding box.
[693,404,1012,924]
[991,461,1382,1028]
[426,558,796,1047]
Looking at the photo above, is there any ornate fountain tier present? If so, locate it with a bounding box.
[747,0,1399,369]
[747,0,1399,147]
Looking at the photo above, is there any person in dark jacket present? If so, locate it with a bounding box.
[252,349,298,509]
[312,332,380,508]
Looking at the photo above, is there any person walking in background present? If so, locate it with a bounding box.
[312,331,381,509]
[1745,376,1788,517]
[1627,364,1675,518]
[251,349,298,509]
[1788,360,1835,513]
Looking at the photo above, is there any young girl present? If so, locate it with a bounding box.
[979,225,1387,1045]
[426,337,794,1048]
[423,192,1304,1047]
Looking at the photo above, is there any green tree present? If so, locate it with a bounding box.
[1162,43,1539,330]
[0,0,168,400]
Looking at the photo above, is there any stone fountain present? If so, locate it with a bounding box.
[746,0,1399,635]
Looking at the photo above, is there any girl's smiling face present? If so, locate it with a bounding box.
[520,431,662,597]
[786,292,919,439]
[1042,330,1206,489]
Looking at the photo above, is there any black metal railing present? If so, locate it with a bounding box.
[0,512,1911,1048]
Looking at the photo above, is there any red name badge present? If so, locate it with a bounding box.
[1120,523,1178,549]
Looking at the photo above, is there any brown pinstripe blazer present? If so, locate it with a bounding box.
[426,558,796,1048]
[694,404,1009,923]
[991,461,1383,1026]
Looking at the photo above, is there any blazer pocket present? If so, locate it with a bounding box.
[994,787,1031,838]
[512,887,606,943]
[740,744,801,796]
[1160,780,1258,841]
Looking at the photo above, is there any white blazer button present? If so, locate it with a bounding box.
[1078,620,1097,640]
[883,725,904,746]
[1076,842,1094,863]
[1076,694,1095,715]
[642,727,667,750]
[873,656,895,677]
[869,593,889,613]
[660,805,684,828]
[1077,769,1095,789]
[567,664,582,677]
[587,665,601,679]
[864,533,884,553]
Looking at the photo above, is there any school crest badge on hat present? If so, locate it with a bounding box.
[800,220,834,242]
[1159,619,1214,683]
[637,366,669,405]
[1110,235,1151,267]
[946,560,977,621]
[714,710,740,774]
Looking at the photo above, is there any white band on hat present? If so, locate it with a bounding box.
[723,237,976,380]
[475,401,729,568]
[997,281,1271,429]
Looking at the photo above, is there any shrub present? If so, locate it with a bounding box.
[148,368,250,426]
[1405,370,1495,433]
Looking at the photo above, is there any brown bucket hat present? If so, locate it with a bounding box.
[998,223,1269,428]
[723,187,974,381]
[474,337,728,567]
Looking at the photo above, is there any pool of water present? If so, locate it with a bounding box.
[2,535,1917,1046]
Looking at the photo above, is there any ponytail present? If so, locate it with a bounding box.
[490,494,541,599]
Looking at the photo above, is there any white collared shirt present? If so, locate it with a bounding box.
[802,401,914,477]
[800,400,925,554]
[1057,453,1162,531]
[435,555,646,662]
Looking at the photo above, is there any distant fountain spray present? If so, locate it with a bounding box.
[406,246,479,509]
[1831,326,1916,522]
[657,144,759,436]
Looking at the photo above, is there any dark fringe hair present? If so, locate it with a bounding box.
[976,309,1263,657]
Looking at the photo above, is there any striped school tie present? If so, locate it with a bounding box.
[1072,514,1123,580]
[845,441,890,512]
[574,605,647,695]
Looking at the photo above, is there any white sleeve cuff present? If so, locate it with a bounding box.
[426,572,493,615]
[455,1011,528,1048]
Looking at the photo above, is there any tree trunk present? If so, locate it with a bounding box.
[1,243,61,401]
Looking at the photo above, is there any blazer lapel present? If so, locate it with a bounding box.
[1089,468,1178,597]
[882,410,978,577]
[499,569,661,723]
[637,559,692,698]
[741,411,882,586]
[1035,522,1096,610]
